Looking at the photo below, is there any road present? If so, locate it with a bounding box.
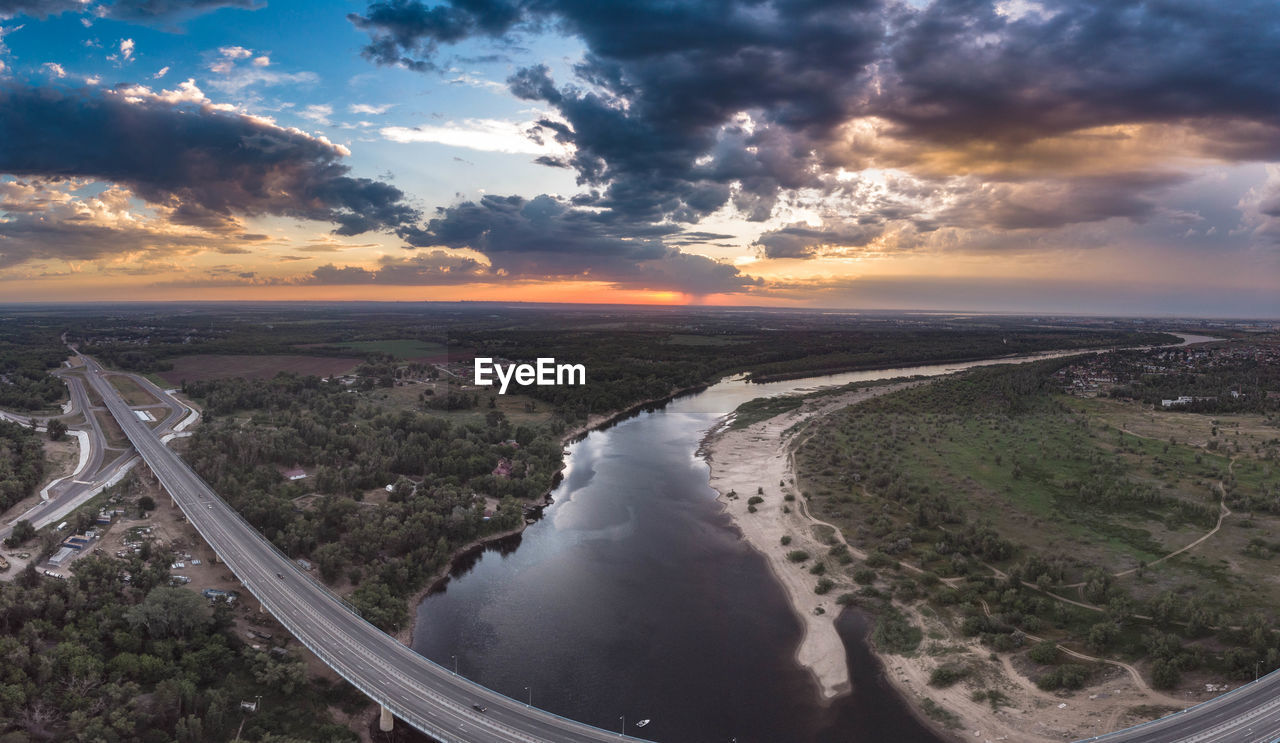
[2,368,136,538]
[81,354,655,743]
[1078,668,1280,743]
[71,345,1280,743]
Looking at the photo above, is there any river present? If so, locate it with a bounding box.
[409,334,1217,743]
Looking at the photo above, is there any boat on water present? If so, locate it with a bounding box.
[636,719,650,728]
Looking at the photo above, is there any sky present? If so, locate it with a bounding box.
[0,0,1277,317]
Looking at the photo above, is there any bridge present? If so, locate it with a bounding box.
[78,351,1280,743]
[82,353,653,743]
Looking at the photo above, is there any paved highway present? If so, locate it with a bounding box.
[1077,668,1280,743]
[1,367,138,539]
[76,347,1280,743]
[82,354,656,743]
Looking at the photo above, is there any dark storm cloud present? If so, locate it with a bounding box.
[0,0,260,21]
[754,221,884,259]
[347,0,525,71]
[352,0,1280,232]
[0,83,422,239]
[412,193,758,294]
[354,0,884,222]
[880,0,1280,146]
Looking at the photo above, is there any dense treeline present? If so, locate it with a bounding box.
[0,554,357,743]
[0,323,68,411]
[745,330,1175,382]
[182,374,542,631]
[55,304,1174,421]
[0,420,44,514]
[456,328,1170,422]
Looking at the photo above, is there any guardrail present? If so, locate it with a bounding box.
[90,361,656,743]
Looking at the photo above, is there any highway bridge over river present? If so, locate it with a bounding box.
[83,353,654,743]
[76,351,1280,743]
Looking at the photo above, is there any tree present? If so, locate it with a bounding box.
[1152,659,1180,689]
[4,519,36,547]
[125,586,212,640]
[138,495,156,512]
[1028,641,1058,664]
[46,419,67,441]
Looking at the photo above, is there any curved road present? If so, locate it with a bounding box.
[74,342,1280,743]
[81,353,655,743]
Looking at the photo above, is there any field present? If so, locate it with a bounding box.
[315,339,449,360]
[156,355,360,385]
[108,374,160,406]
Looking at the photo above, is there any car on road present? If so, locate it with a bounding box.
[472,704,487,713]
[276,572,284,579]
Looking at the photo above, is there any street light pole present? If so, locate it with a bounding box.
[618,715,625,736]
[1256,660,1263,682]
[451,654,458,675]
[525,686,531,708]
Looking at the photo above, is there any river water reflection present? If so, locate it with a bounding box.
[411,337,1215,742]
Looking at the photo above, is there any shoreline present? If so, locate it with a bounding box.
[701,381,922,700]
[396,380,711,648]
[702,378,1201,743]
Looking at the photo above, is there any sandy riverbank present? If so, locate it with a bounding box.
[700,381,1199,741]
[701,382,920,699]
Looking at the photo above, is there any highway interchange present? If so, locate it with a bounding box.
[6,350,1280,742]
[0,362,189,541]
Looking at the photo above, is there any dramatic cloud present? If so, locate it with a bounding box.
[349,0,1280,243]
[353,0,883,223]
[754,221,885,260]
[307,251,490,285]
[0,183,265,269]
[0,81,423,243]
[412,193,758,294]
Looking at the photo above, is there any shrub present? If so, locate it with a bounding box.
[929,663,968,687]
[810,562,826,575]
[854,568,877,585]
[786,550,810,563]
[866,551,895,568]
[873,607,923,654]
[1037,663,1090,691]
[748,495,764,506]
[780,535,792,546]
[1152,659,1180,689]
[815,578,835,595]
[1028,641,1058,665]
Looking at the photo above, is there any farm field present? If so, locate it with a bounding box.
[156,354,360,385]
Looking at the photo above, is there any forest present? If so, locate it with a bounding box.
[0,421,44,515]
[0,321,69,411]
[0,554,359,743]
[181,373,541,631]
